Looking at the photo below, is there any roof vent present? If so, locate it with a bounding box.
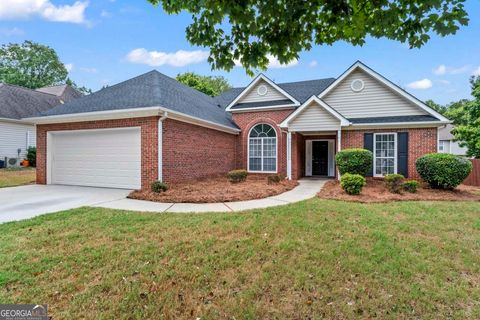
[351,79,364,92]
[257,84,268,96]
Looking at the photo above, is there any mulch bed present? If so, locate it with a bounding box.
[318,178,480,203]
[129,175,299,203]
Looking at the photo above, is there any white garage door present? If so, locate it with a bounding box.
[50,127,141,189]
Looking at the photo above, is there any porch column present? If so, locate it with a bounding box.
[287,131,292,180]
[337,128,341,180]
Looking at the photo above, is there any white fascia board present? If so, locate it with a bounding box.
[279,95,350,128]
[22,106,240,134]
[345,120,451,130]
[228,104,296,113]
[319,61,450,122]
[225,74,300,111]
[0,117,33,125]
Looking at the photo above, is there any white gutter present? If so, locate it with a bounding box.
[158,111,168,181]
[22,106,240,134]
[0,117,34,125]
[345,120,451,129]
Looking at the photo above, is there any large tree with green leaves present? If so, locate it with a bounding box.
[0,41,69,89]
[176,72,231,96]
[148,0,469,74]
[453,77,480,158]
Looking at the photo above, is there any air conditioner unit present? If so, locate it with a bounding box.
[5,157,21,168]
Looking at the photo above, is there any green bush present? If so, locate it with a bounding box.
[151,180,168,193]
[267,173,285,185]
[26,146,36,167]
[402,180,419,193]
[416,153,472,189]
[335,148,373,176]
[340,173,366,195]
[227,169,248,183]
[384,173,404,193]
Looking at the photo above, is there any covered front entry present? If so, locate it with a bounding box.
[305,139,335,177]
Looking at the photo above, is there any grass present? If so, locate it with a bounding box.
[0,199,479,319]
[0,168,36,188]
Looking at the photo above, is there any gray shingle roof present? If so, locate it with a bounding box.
[215,78,336,108]
[36,84,83,101]
[0,84,70,120]
[40,70,239,129]
[348,115,439,124]
[230,99,294,110]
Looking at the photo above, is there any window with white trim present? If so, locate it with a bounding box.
[374,133,396,176]
[248,124,277,172]
[438,140,450,153]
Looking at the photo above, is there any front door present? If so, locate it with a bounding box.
[312,141,329,176]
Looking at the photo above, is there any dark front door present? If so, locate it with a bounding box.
[312,141,329,176]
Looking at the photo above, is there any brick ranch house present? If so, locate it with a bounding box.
[25,61,450,190]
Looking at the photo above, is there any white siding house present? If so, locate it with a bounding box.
[0,120,36,158]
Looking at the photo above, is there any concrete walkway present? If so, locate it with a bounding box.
[95,178,327,213]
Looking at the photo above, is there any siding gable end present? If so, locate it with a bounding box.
[289,100,340,131]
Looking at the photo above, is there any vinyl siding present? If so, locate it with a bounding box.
[323,69,427,118]
[0,121,35,158]
[239,79,289,103]
[289,101,340,131]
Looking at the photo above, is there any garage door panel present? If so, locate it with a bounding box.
[50,128,141,189]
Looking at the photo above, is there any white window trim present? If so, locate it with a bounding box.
[247,123,278,173]
[373,132,397,177]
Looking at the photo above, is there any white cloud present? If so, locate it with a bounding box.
[0,27,24,36]
[0,0,89,24]
[406,78,433,90]
[80,67,97,73]
[100,10,111,18]
[432,64,470,75]
[433,64,446,75]
[64,63,74,72]
[472,66,480,77]
[309,60,318,67]
[126,48,209,67]
[234,54,298,69]
[437,79,450,85]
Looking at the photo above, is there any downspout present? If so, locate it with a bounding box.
[158,111,168,181]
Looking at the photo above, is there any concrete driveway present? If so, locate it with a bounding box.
[0,185,130,224]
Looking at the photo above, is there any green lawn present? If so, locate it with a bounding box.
[0,168,36,188]
[0,199,479,319]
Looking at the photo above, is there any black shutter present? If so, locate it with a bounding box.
[397,132,409,177]
[364,133,374,177]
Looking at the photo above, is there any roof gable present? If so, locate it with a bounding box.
[225,74,300,111]
[319,61,449,122]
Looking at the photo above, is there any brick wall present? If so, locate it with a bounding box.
[341,128,437,178]
[162,118,237,183]
[36,117,159,189]
[232,109,293,175]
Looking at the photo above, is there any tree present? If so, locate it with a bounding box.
[426,99,446,114]
[176,72,231,96]
[453,76,480,158]
[148,0,469,74]
[425,98,470,126]
[66,78,92,95]
[0,41,68,89]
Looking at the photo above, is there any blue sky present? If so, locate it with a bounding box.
[0,0,479,104]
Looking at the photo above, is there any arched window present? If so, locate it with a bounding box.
[248,123,277,172]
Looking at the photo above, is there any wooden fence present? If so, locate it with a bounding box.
[464,159,480,186]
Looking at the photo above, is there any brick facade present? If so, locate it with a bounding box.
[231,109,294,175]
[36,116,159,190]
[342,128,437,178]
[162,118,236,184]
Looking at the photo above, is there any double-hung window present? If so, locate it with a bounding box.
[248,124,277,172]
[374,133,397,176]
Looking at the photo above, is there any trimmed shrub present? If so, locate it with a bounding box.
[402,180,419,193]
[384,173,404,193]
[151,180,168,193]
[335,148,373,176]
[27,146,36,167]
[340,173,367,195]
[267,173,285,185]
[227,169,248,183]
[416,153,472,189]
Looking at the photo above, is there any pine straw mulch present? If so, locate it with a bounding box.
[129,175,299,203]
[318,178,480,203]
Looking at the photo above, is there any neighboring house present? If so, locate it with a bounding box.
[0,84,81,161]
[25,61,449,190]
[438,124,468,156]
